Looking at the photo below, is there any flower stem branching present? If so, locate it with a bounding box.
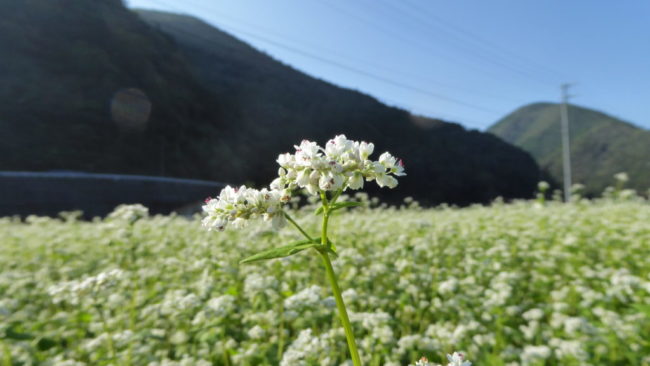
[202,135,406,365]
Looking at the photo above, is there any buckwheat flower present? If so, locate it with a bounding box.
[447,352,471,366]
[521,345,551,364]
[271,134,405,194]
[319,171,344,191]
[348,172,364,190]
[294,139,322,166]
[614,172,629,183]
[375,172,398,189]
[378,152,406,176]
[357,141,374,159]
[522,308,544,321]
[277,153,295,168]
[48,269,125,305]
[247,325,266,340]
[202,185,289,231]
[410,357,435,366]
[107,203,148,224]
[325,135,353,158]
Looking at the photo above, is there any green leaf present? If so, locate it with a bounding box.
[330,201,363,211]
[36,337,58,351]
[76,312,92,323]
[314,206,324,215]
[240,240,319,264]
[326,246,338,258]
[5,323,34,340]
[226,286,239,296]
[325,237,337,252]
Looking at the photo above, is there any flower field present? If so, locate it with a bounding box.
[1,198,649,365]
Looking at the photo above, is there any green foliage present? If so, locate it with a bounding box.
[489,102,650,195]
[239,239,319,264]
[1,199,649,364]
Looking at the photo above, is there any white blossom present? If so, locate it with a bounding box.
[271,134,405,194]
[201,185,289,231]
[107,204,149,224]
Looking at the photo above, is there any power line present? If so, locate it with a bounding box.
[316,0,553,89]
[311,0,513,83]
[366,0,558,87]
[174,0,526,104]
[143,0,504,116]
[217,24,503,114]
[399,0,569,81]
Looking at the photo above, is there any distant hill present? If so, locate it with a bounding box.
[489,102,650,195]
[0,1,543,207]
[135,9,542,204]
[0,0,229,178]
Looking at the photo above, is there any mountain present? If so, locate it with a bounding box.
[489,102,650,195]
[0,1,543,207]
[135,9,542,204]
[0,0,230,178]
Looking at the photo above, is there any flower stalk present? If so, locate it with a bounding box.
[319,243,361,365]
[201,135,406,365]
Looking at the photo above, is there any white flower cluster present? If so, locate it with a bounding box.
[409,353,471,366]
[279,328,338,366]
[48,269,125,305]
[107,204,149,224]
[201,185,290,232]
[202,135,404,232]
[271,134,405,194]
[4,198,650,364]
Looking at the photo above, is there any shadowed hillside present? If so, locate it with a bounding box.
[489,102,650,195]
[0,1,543,207]
[0,0,232,179]
[136,9,542,204]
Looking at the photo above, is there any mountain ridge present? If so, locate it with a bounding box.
[0,2,543,207]
[489,102,650,195]
[136,8,543,204]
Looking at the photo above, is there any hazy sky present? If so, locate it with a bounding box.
[126,0,650,130]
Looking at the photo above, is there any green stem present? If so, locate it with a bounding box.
[320,208,361,366]
[284,200,360,365]
[319,250,361,366]
[276,299,285,361]
[96,305,117,362]
[1,340,12,366]
[321,212,331,249]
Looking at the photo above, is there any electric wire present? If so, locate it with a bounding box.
[142,0,505,116]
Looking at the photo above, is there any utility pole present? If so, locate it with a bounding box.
[560,84,573,202]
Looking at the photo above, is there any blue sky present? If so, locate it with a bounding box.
[127,0,650,130]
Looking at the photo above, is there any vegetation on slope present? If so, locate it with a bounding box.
[0,0,227,177]
[489,102,650,195]
[136,10,542,204]
[0,1,542,206]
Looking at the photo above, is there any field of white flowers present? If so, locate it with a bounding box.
[1,196,649,366]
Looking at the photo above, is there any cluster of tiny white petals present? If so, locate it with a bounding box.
[271,134,405,194]
[107,204,149,224]
[409,353,471,366]
[447,352,472,366]
[47,269,125,305]
[201,185,290,232]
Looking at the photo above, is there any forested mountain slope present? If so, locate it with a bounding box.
[0,1,542,206]
[490,102,650,195]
